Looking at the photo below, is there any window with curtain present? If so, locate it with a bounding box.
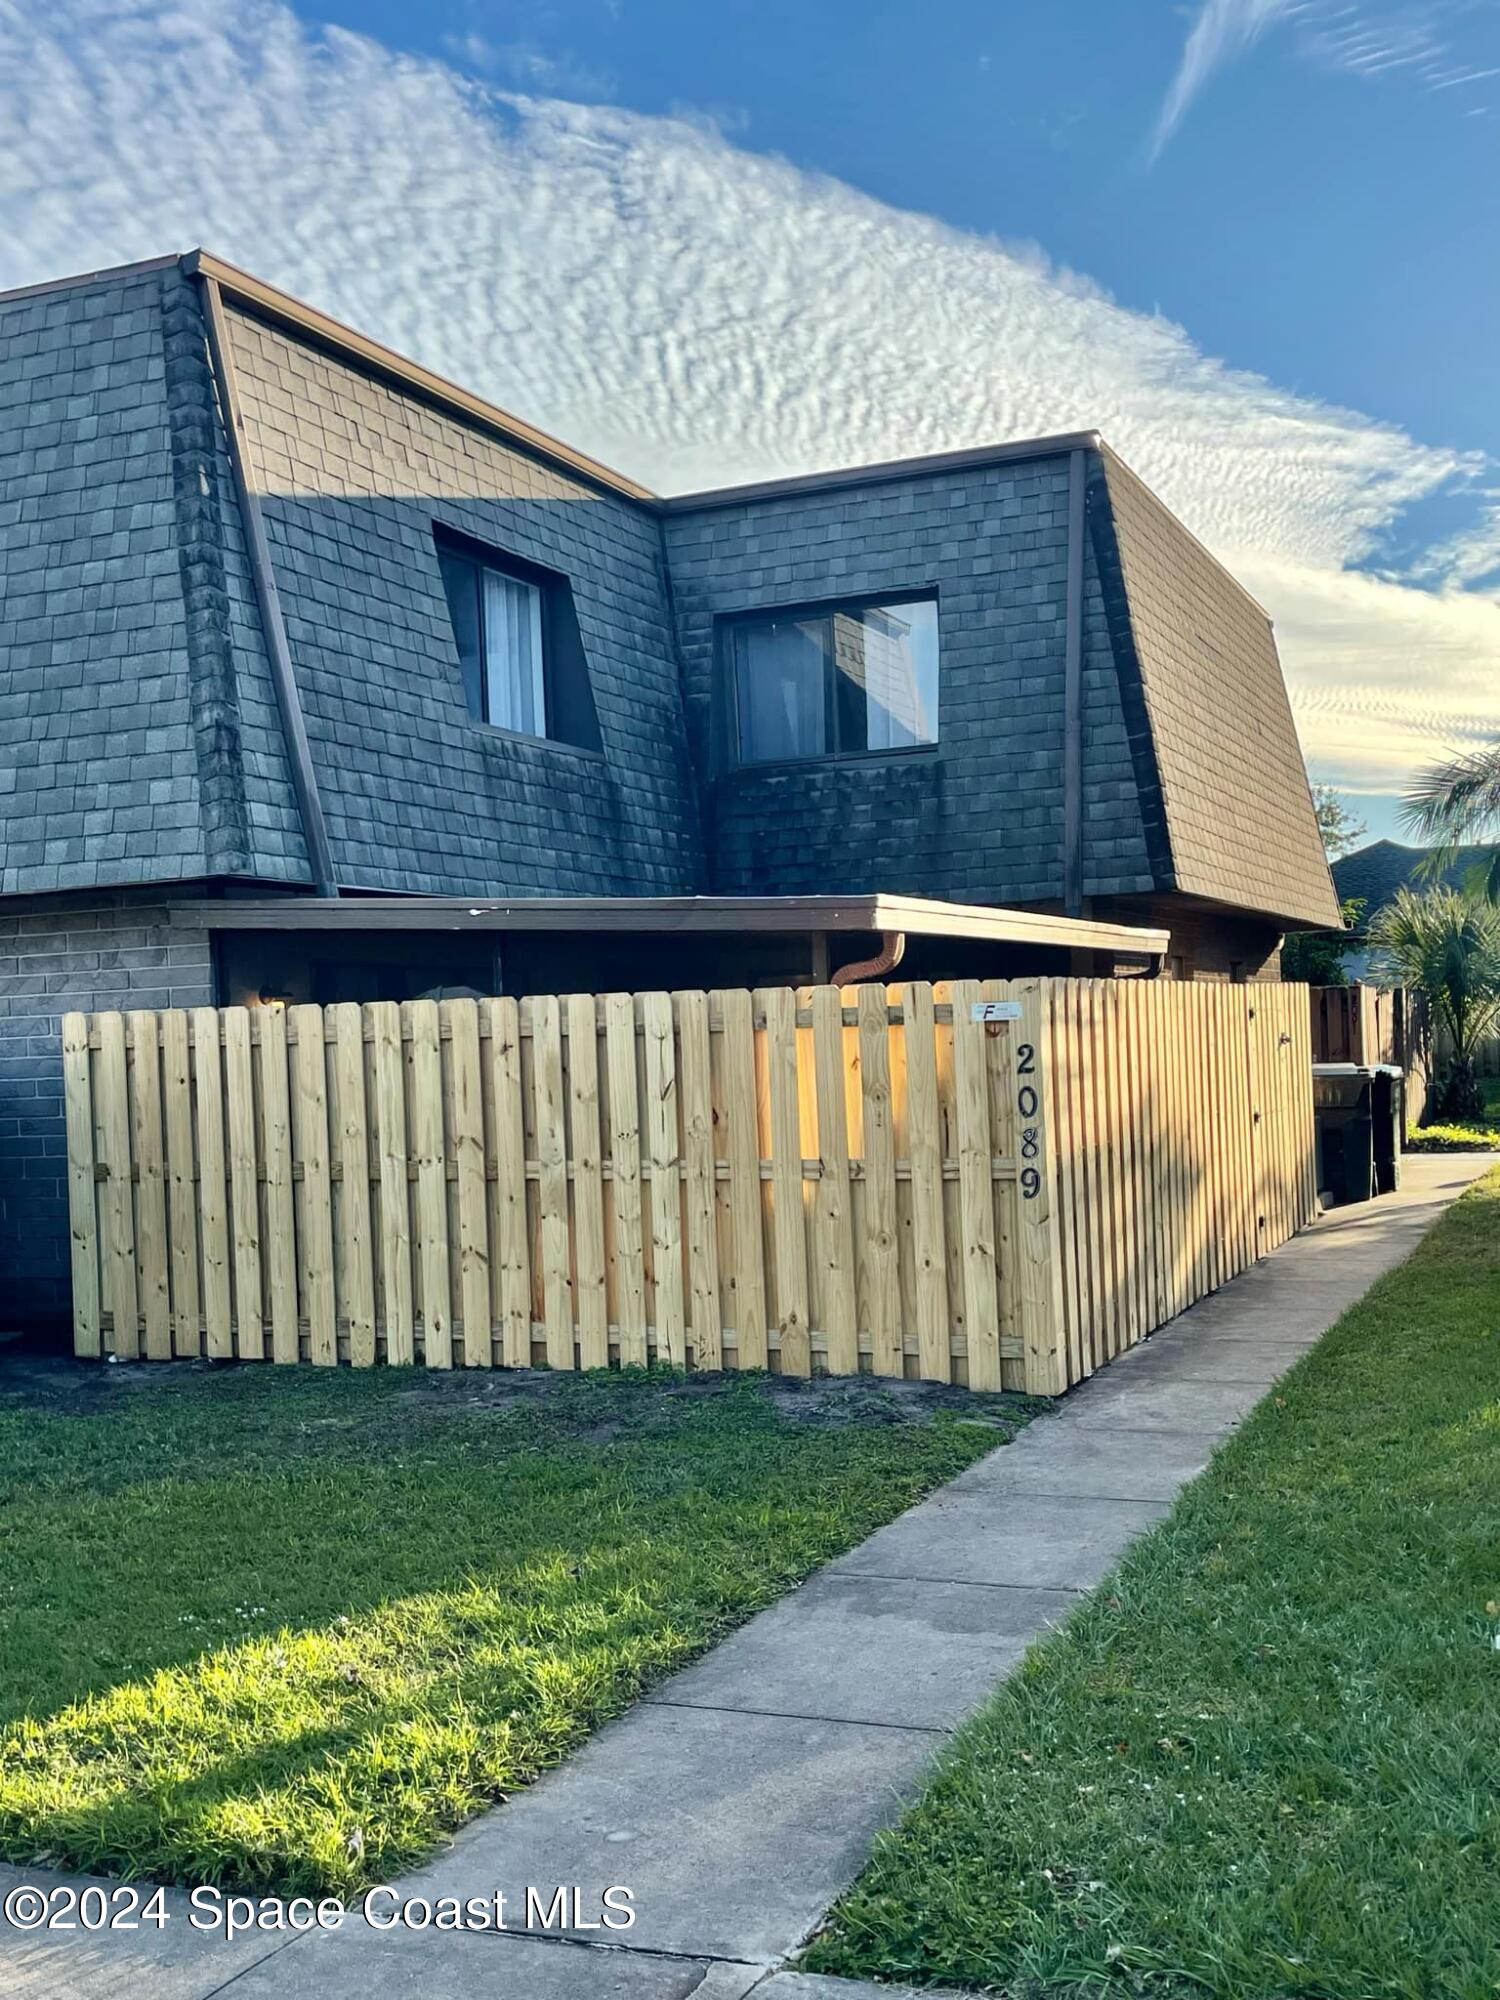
[726,597,938,766]
[436,542,547,737]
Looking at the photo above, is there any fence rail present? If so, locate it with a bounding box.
[63,978,1315,1393]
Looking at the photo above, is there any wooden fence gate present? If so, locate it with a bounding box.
[63,978,1315,1394]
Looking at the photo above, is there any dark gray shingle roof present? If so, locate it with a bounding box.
[1332,839,1495,917]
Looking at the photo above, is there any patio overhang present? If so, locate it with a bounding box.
[168,892,1170,968]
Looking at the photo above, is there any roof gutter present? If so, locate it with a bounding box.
[193,263,338,897]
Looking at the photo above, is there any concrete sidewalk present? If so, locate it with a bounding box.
[2,1155,1486,2000]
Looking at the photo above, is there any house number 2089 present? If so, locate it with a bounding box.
[1016,1041,1041,1199]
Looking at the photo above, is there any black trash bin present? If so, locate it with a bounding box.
[1312,1064,1375,1206]
[1370,1064,1403,1194]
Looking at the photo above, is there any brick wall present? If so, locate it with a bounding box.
[0,896,213,1332]
[663,455,1155,905]
[1092,895,1283,982]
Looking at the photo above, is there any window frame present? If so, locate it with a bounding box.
[717,588,941,773]
[432,526,603,755]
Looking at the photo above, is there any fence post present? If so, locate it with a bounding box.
[1014,980,1068,1395]
[62,1012,100,1358]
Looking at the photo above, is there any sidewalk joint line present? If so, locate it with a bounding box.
[820,1570,1084,1596]
[640,1696,950,1735]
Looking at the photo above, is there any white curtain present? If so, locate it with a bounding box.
[483,570,545,735]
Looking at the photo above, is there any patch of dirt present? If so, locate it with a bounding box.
[0,1338,1052,1433]
[0,1344,221,1415]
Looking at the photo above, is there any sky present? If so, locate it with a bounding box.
[3,0,1499,845]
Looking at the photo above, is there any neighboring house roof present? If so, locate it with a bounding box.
[1332,839,1495,920]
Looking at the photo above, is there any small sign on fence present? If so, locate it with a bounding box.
[970,1000,1023,1023]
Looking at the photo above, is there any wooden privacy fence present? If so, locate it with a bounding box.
[63,978,1316,1395]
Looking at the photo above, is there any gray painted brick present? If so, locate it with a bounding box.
[0,896,212,1328]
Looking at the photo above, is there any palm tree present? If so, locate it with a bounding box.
[1403,749,1500,900]
[1368,886,1500,1120]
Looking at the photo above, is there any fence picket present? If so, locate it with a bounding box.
[758,985,810,1376]
[222,1008,262,1361]
[259,1005,299,1365]
[951,980,1001,1391]
[811,984,858,1377]
[372,1002,414,1365]
[526,994,569,1369]
[127,1011,172,1361]
[677,990,722,1372]
[160,1011,201,1358]
[289,1004,336,1366]
[603,992,647,1367]
[566,992,608,1371]
[96,1012,139,1360]
[62,1014,101,1359]
[856,984,901,1379]
[334,1004,376,1368]
[715,987,768,1370]
[643,990,686,1368]
[901,981,950,1383]
[192,1007,232,1361]
[1016,981,1067,1395]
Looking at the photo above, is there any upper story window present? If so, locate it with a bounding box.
[434,529,602,751]
[725,596,939,766]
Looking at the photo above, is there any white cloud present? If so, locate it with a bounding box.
[1245,556,1500,791]
[1151,0,1296,158]
[2,0,1499,802]
[1154,0,1498,151]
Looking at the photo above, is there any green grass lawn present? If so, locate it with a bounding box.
[0,1362,1029,1897]
[805,1168,1500,2000]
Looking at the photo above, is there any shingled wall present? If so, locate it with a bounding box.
[663,454,1156,907]
[219,305,705,898]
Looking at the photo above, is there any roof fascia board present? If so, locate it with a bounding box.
[0,253,184,310]
[662,433,1104,513]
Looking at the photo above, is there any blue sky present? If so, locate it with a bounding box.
[328,0,1500,488]
[4,0,1500,845]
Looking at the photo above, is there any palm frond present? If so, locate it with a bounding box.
[1403,747,1500,872]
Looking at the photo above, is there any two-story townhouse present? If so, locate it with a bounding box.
[0,251,1338,1330]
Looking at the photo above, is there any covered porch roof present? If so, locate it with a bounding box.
[167,896,1176,988]
[169,891,1169,967]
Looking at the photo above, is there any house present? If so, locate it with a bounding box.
[1330,840,1495,982]
[0,251,1338,1330]
[1331,839,1494,917]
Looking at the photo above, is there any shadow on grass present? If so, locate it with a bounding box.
[0,1364,1019,1894]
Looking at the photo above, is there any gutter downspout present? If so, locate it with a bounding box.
[832,932,907,988]
[193,264,338,897]
[1062,447,1086,919]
